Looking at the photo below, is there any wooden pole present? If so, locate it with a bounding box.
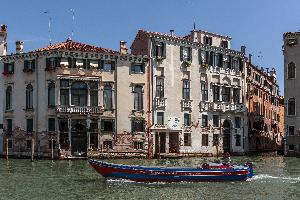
[51,138,54,160]
[6,138,8,160]
[31,138,34,162]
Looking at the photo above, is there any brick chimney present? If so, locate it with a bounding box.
[0,24,7,56]
[191,30,198,42]
[16,40,24,54]
[120,41,128,54]
[241,45,246,54]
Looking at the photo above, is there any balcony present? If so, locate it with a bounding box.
[200,101,211,112]
[56,105,103,114]
[211,102,246,113]
[181,99,193,111]
[154,97,166,109]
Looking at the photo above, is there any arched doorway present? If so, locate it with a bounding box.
[223,119,231,152]
[71,119,87,156]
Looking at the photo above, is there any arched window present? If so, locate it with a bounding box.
[71,82,87,106]
[48,82,55,107]
[6,86,12,110]
[288,98,296,116]
[133,85,143,111]
[103,85,112,110]
[288,62,296,79]
[26,84,33,109]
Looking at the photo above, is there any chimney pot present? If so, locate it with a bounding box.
[16,40,24,54]
[241,45,246,54]
[170,30,174,36]
[120,40,128,54]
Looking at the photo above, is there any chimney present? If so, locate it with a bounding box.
[16,40,24,54]
[241,45,246,54]
[191,30,198,42]
[249,54,252,64]
[0,24,7,56]
[120,41,128,54]
[170,29,174,37]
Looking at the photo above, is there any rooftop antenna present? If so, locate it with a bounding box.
[43,10,52,45]
[70,8,75,39]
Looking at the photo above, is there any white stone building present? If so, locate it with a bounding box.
[283,32,300,156]
[131,29,248,157]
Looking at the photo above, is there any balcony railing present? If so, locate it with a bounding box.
[56,105,103,114]
[200,101,211,111]
[154,97,166,109]
[207,102,246,113]
[181,99,193,110]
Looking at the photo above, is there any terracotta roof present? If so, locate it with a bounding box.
[32,38,118,54]
[138,29,184,40]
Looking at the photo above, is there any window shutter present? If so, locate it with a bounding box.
[46,58,50,68]
[153,42,157,57]
[188,47,192,62]
[56,57,61,68]
[4,63,8,72]
[130,63,135,73]
[219,54,223,68]
[198,49,202,64]
[180,46,183,61]
[162,43,166,58]
[83,59,87,69]
[111,61,115,70]
[209,52,214,66]
[68,57,72,68]
[228,55,232,69]
[131,119,135,132]
[32,59,36,70]
[24,60,28,70]
[141,63,145,73]
[98,60,104,70]
[239,58,243,72]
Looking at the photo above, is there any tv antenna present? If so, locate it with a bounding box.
[43,10,52,45]
[70,8,75,39]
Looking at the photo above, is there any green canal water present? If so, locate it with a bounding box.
[0,156,300,200]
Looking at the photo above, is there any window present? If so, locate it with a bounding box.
[182,80,190,100]
[48,82,55,107]
[48,140,56,149]
[202,134,209,146]
[213,134,219,146]
[212,85,220,102]
[103,84,113,110]
[3,62,14,74]
[99,60,115,71]
[157,112,164,125]
[90,82,99,107]
[220,41,228,48]
[103,141,113,149]
[60,89,69,106]
[7,119,12,135]
[223,55,230,69]
[235,117,241,128]
[134,141,144,150]
[213,115,219,127]
[101,119,115,132]
[288,145,295,151]
[68,58,76,68]
[215,53,223,67]
[184,133,191,146]
[26,140,32,149]
[201,82,208,101]
[26,84,33,109]
[288,98,296,115]
[71,82,87,106]
[202,114,208,127]
[46,57,61,69]
[288,62,296,79]
[48,118,55,132]
[235,135,241,146]
[6,86,12,110]
[156,77,164,98]
[131,63,145,74]
[289,126,295,136]
[154,42,166,58]
[204,36,212,46]
[26,118,33,133]
[23,59,35,72]
[131,118,145,132]
[222,86,231,102]
[133,85,143,111]
[184,113,191,126]
[233,88,240,103]
[180,46,192,61]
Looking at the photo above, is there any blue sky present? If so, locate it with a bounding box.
[1,0,299,93]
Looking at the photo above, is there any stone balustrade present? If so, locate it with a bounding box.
[56,105,103,114]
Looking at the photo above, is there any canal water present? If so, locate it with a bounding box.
[0,156,300,200]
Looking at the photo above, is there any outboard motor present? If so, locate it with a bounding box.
[246,162,254,178]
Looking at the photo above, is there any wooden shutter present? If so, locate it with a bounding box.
[141,63,145,73]
[188,47,192,62]
[162,42,166,58]
[111,61,115,70]
[11,63,14,73]
[219,54,223,67]
[180,46,183,61]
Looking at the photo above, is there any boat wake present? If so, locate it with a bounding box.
[248,174,300,183]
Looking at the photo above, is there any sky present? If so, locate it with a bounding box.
[1,0,300,94]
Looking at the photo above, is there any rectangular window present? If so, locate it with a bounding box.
[184,113,191,126]
[48,118,55,132]
[101,119,115,132]
[101,61,115,71]
[202,134,209,146]
[134,141,144,150]
[233,88,240,103]
[213,115,219,127]
[215,53,223,67]
[289,126,295,136]
[90,91,98,106]
[156,77,164,98]
[202,114,208,127]
[46,57,61,69]
[68,58,76,68]
[133,85,143,111]
[221,41,228,49]
[26,118,33,133]
[235,135,241,146]
[131,118,145,133]
[212,85,220,102]
[7,119,12,134]
[182,80,190,100]
[24,59,35,72]
[213,134,219,146]
[235,117,241,128]
[181,46,191,61]
[288,98,296,116]
[26,140,32,149]
[184,133,192,146]
[201,82,208,101]
[154,42,166,58]
[222,86,231,102]
[157,112,164,125]
[4,62,15,74]
[131,63,145,74]
[204,36,212,46]
[60,89,69,106]
[103,141,113,149]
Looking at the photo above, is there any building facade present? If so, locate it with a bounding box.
[283,32,300,156]
[131,29,248,157]
[246,59,284,153]
[1,35,149,159]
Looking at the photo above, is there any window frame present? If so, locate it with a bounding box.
[288,98,296,116]
[5,85,12,110]
[184,132,192,146]
[202,134,209,146]
[182,79,190,100]
[202,114,208,127]
[287,62,296,79]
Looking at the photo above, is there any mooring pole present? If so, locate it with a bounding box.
[6,138,8,160]
[31,138,34,162]
[51,138,54,160]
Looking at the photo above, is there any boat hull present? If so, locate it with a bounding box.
[89,160,253,182]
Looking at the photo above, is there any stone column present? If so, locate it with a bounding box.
[87,83,90,107]
[56,80,60,105]
[86,116,91,150]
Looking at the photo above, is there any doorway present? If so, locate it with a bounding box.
[71,119,87,156]
[169,132,179,153]
[223,119,231,153]
[155,132,166,156]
